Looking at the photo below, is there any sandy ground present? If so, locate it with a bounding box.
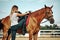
[0,37,60,40]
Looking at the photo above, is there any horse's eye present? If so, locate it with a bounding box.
[50,11,53,14]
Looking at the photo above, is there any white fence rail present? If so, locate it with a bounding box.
[40,30,60,35]
[0,30,60,37]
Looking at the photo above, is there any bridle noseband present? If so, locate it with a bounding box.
[45,12,53,20]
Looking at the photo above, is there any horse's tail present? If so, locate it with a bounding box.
[0,19,4,30]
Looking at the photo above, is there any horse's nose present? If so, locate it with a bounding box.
[50,18,54,24]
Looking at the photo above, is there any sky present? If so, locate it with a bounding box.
[0,0,60,26]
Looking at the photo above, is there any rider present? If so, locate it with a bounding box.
[10,5,28,40]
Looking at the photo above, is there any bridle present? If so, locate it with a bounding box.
[41,10,53,24]
[45,12,53,20]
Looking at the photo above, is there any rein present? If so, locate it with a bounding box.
[41,20,48,24]
[46,15,53,19]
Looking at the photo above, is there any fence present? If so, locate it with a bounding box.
[0,30,60,37]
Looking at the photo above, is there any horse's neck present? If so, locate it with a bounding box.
[36,13,45,24]
[32,9,45,24]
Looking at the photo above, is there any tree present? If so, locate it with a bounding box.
[53,24,58,29]
[45,25,49,28]
[50,25,53,29]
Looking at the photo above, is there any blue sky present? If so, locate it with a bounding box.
[0,0,60,26]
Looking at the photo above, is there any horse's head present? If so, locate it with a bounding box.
[44,5,54,24]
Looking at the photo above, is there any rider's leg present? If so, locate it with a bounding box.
[22,23,26,35]
[11,30,16,40]
[10,19,25,40]
[14,19,25,29]
[16,19,26,35]
[17,19,26,35]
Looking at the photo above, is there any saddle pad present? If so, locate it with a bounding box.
[26,16,30,26]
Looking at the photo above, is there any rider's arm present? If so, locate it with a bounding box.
[17,13,27,16]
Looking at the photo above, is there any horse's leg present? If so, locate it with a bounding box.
[33,33,38,40]
[7,29,11,40]
[7,34,11,40]
[29,31,33,40]
[2,29,8,40]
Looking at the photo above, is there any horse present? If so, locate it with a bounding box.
[0,5,54,40]
[0,16,11,40]
[24,5,54,40]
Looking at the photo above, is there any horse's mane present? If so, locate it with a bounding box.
[32,8,45,13]
[28,7,45,17]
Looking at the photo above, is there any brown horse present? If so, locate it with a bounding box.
[0,16,11,40]
[0,5,54,40]
[25,5,54,40]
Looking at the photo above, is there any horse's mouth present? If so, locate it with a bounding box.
[49,18,54,24]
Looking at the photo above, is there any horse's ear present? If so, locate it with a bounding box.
[51,5,53,8]
[44,5,47,8]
